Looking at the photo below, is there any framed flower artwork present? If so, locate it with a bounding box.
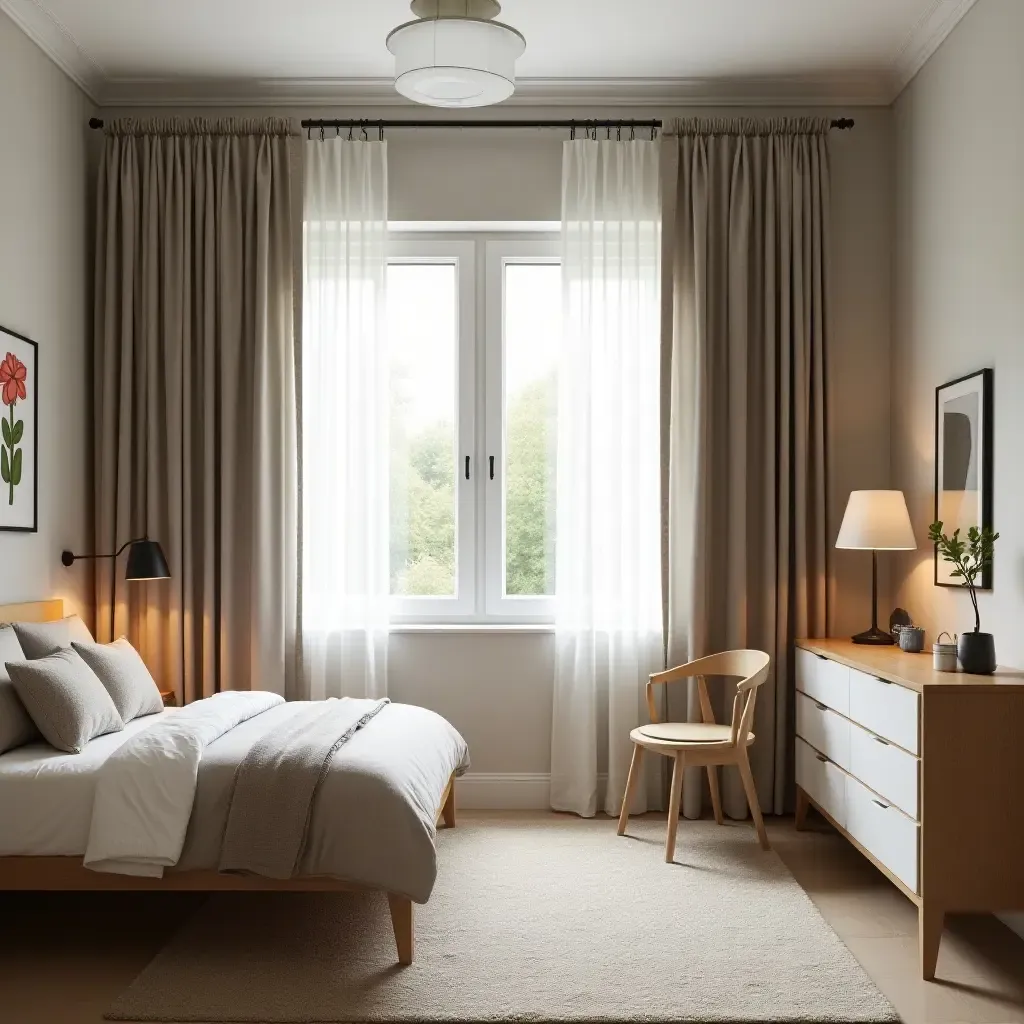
[0,325,37,532]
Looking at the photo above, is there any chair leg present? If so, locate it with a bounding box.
[706,765,724,825]
[737,748,770,850]
[665,753,685,863]
[617,744,644,836]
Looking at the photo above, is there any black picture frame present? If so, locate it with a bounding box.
[934,368,993,589]
[0,325,37,536]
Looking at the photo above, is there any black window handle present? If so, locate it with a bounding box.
[489,456,495,480]
[464,456,470,480]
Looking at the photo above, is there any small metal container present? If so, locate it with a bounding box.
[933,632,958,672]
[898,625,925,653]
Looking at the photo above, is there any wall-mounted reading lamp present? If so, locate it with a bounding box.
[61,538,171,581]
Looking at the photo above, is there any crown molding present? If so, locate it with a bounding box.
[889,0,978,98]
[98,73,893,110]
[0,0,103,100]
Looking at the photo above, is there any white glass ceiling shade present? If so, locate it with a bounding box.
[387,18,526,108]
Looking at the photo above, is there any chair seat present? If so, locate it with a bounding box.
[633,722,754,746]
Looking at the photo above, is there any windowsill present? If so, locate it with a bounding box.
[389,623,555,635]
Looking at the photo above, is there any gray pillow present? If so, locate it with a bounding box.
[0,624,37,754]
[12,614,95,659]
[6,648,124,753]
[72,638,163,722]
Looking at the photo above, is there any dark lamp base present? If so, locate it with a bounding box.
[852,626,895,646]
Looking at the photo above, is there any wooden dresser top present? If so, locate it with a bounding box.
[796,638,1024,694]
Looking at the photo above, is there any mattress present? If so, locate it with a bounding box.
[0,710,176,856]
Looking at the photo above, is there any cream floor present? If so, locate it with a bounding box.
[1,812,1022,1024]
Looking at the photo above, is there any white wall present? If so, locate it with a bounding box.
[94,102,894,793]
[891,0,1024,936]
[0,12,93,621]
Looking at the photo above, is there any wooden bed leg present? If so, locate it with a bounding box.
[388,893,414,966]
[795,786,810,831]
[442,779,456,828]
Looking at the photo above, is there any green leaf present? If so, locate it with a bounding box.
[11,448,21,487]
[1,448,10,485]
[1,420,10,447]
[12,420,23,445]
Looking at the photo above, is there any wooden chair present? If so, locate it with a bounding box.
[617,650,772,861]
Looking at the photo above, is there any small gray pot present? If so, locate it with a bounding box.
[957,631,996,675]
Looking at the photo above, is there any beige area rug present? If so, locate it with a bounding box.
[107,818,898,1022]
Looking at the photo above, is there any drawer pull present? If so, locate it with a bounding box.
[815,753,828,763]
[873,735,890,746]
[815,702,828,712]
[816,654,827,661]
[871,797,890,810]
[875,676,893,685]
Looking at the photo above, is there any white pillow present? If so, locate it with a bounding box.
[11,615,95,660]
[72,638,164,722]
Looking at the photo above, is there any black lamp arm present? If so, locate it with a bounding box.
[61,537,149,566]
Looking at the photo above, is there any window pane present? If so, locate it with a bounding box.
[389,263,458,597]
[503,263,560,597]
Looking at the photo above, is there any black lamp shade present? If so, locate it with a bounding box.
[125,540,171,581]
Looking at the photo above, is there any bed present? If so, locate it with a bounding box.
[0,600,466,965]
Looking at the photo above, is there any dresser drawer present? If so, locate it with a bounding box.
[848,668,919,754]
[796,737,847,828]
[848,719,919,820]
[845,772,919,893]
[795,691,851,771]
[795,648,850,716]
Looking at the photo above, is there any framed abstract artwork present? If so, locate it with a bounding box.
[934,368,993,588]
[0,325,38,533]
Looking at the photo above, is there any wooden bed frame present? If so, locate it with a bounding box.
[0,599,456,965]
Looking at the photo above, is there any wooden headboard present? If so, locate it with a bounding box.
[0,600,63,624]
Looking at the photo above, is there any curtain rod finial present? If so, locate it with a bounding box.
[89,117,104,130]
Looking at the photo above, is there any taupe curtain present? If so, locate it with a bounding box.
[663,118,831,818]
[93,118,298,703]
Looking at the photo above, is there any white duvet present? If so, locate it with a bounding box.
[84,691,283,876]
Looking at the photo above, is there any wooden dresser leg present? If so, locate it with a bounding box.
[388,893,414,966]
[919,901,944,981]
[795,787,810,831]
[442,780,456,829]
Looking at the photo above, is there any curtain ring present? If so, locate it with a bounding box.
[606,125,611,141]
[306,125,312,141]
[362,123,368,141]
[651,126,656,141]
[319,126,325,141]
[617,125,621,141]
[379,123,384,141]
[630,125,635,141]
[570,120,575,141]
[335,126,340,138]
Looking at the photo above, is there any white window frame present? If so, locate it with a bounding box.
[388,239,477,624]
[484,240,561,622]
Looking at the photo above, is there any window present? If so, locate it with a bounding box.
[387,235,559,624]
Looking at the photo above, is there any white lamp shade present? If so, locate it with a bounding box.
[387,17,526,108]
[836,490,917,551]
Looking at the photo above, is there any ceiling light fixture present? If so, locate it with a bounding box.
[386,0,526,109]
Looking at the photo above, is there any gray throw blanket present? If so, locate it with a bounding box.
[219,698,390,878]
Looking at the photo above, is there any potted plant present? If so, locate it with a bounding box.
[928,521,1000,674]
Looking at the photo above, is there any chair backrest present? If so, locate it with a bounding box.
[685,649,771,690]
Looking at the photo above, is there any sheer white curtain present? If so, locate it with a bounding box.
[301,139,389,700]
[550,139,664,818]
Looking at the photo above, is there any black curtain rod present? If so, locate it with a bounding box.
[88,116,856,132]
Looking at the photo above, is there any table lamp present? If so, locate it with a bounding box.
[835,490,916,645]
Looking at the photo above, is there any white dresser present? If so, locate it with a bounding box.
[794,639,1024,980]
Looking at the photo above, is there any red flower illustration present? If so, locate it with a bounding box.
[0,353,26,406]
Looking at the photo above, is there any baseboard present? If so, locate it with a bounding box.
[454,772,616,810]
[455,773,551,809]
